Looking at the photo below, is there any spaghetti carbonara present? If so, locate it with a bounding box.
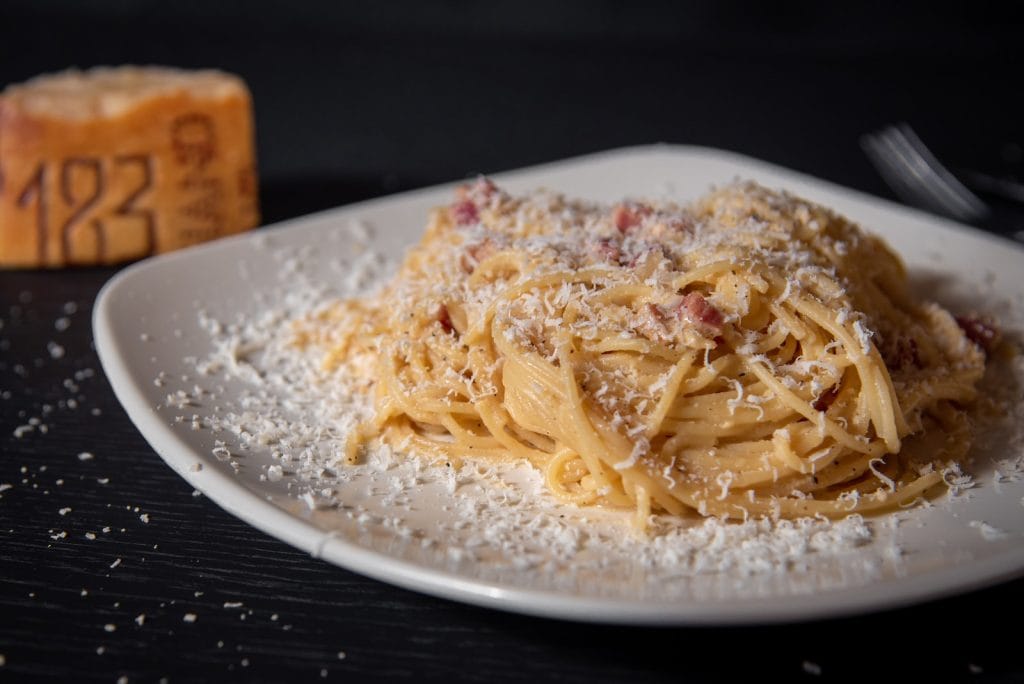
[298,179,991,524]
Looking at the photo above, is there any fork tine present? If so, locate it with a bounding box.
[867,124,988,221]
[861,132,936,209]
[874,126,973,219]
[861,130,964,217]
[864,124,991,223]
[893,123,990,220]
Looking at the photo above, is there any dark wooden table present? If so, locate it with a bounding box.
[3,3,1024,681]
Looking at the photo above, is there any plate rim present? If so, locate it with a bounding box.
[93,143,1024,625]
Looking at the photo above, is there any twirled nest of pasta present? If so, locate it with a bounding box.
[298,179,995,524]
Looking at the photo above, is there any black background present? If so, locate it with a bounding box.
[2,2,1023,682]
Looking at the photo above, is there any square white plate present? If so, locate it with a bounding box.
[94,145,1024,624]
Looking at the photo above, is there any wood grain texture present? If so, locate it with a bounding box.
[3,4,1024,676]
[1,191,1022,684]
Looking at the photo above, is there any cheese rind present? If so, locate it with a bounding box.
[0,66,259,268]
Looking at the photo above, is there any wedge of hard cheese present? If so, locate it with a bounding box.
[0,66,259,268]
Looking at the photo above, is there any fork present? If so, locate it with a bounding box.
[860,123,990,223]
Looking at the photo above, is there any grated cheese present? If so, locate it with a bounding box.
[867,458,896,493]
[968,521,1008,541]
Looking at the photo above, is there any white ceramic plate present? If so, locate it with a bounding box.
[94,145,1024,624]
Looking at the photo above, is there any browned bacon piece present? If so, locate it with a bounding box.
[648,302,668,324]
[679,292,724,336]
[451,177,499,226]
[611,202,652,234]
[451,200,479,226]
[437,304,455,335]
[955,315,1000,355]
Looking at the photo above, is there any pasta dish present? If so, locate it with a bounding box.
[298,179,992,525]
